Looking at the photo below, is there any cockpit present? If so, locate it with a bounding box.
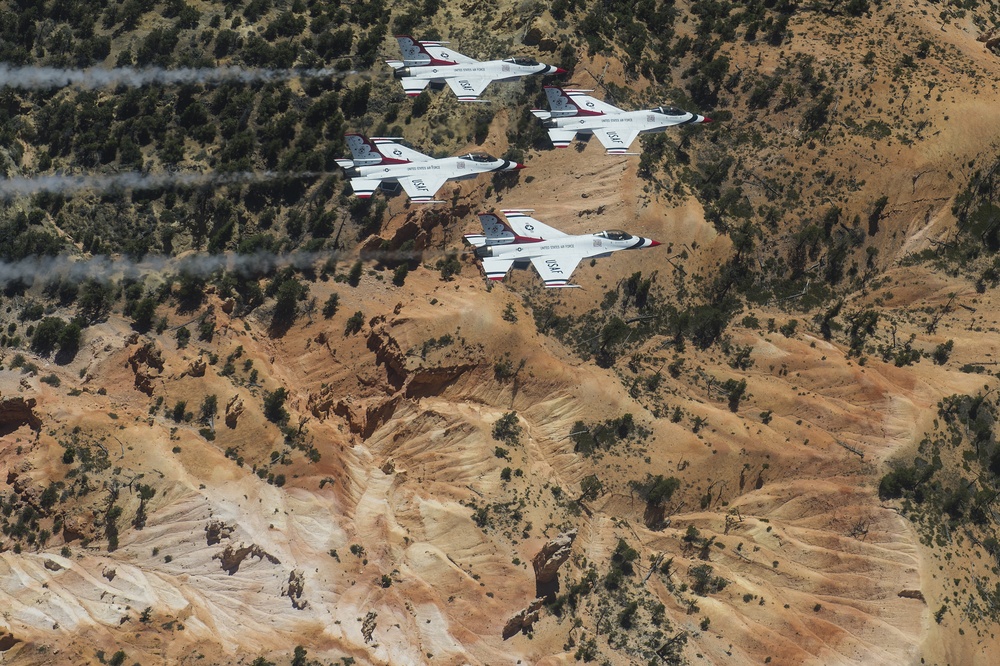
[458,152,495,162]
[652,106,685,116]
[596,230,633,241]
[503,57,539,66]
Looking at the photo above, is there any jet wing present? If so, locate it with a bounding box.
[482,257,516,282]
[398,174,449,203]
[530,255,581,288]
[593,128,640,154]
[446,76,492,101]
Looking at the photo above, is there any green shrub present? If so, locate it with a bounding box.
[491,412,521,445]
[344,311,364,335]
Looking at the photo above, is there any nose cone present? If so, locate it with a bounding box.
[648,239,661,247]
[700,116,713,123]
[513,163,526,170]
[554,67,567,74]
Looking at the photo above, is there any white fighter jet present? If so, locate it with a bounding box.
[386,35,566,101]
[531,87,712,154]
[335,134,525,203]
[465,209,661,288]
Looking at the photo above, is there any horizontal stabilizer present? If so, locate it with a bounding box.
[400,77,431,97]
[335,158,354,169]
[531,109,552,120]
[464,233,488,248]
[547,128,577,149]
[349,178,382,199]
[481,257,516,282]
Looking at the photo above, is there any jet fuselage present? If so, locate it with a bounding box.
[351,155,520,192]
[545,109,704,137]
[394,60,560,85]
[475,233,657,261]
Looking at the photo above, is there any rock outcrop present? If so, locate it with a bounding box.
[284,569,307,610]
[532,529,577,595]
[504,530,578,639]
[0,394,42,435]
[898,589,926,602]
[205,520,234,546]
[980,28,1000,54]
[224,395,244,429]
[214,543,280,575]
[502,596,546,640]
[334,395,401,439]
[405,363,477,399]
[183,357,207,378]
[306,384,337,421]
[366,321,408,392]
[126,342,164,396]
[62,516,87,542]
[0,632,20,652]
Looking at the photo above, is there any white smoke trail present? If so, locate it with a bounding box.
[0,171,319,199]
[0,248,452,285]
[0,65,359,90]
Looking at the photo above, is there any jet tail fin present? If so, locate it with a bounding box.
[543,86,593,116]
[369,137,431,162]
[394,35,477,66]
[472,212,517,245]
[342,134,417,166]
[343,134,388,166]
[544,86,621,116]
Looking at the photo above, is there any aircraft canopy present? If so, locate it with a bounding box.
[459,152,495,162]
[504,57,539,66]
[652,106,685,116]
[597,230,633,241]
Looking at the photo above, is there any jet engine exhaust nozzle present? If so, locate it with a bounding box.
[393,67,411,79]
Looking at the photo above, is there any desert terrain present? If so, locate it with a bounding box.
[3,1,1000,665]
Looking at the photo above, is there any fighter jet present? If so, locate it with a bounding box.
[531,87,711,154]
[335,134,524,203]
[465,209,661,288]
[386,35,566,101]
